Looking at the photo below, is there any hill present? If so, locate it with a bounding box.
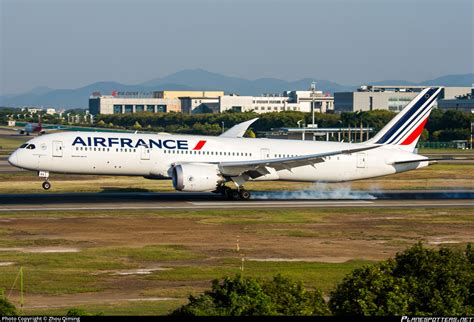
[1,70,472,109]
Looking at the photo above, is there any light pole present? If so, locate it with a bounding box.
[310,81,316,127]
[221,121,225,134]
[471,121,473,149]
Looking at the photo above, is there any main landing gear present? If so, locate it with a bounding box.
[216,186,251,201]
[38,170,51,190]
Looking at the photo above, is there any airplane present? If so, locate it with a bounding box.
[8,87,444,200]
[18,114,44,135]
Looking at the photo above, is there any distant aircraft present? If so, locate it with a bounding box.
[18,114,44,135]
[9,88,444,200]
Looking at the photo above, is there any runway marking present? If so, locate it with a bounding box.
[0,200,473,212]
[191,200,374,206]
[0,206,198,212]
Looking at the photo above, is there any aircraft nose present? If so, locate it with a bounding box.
[8,151,19,167]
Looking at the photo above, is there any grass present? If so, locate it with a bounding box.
[0,245,204,295]
[0,136,28,151]
[0,200,472,315]
[22,300,187,316]
[144,258,371,294]
[418,148,474,154]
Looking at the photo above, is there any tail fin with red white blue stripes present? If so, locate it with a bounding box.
[367,87,442,152]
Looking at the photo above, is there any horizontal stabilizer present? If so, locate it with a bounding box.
[391,157,463,165]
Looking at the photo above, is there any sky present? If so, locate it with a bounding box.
[0,0,472,94]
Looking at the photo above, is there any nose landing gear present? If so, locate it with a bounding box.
[38,170,51,190]
[42,181,51,190]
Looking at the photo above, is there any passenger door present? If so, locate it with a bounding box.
[140,146,151,160]
[356,153,367,168]
[52,141,63,157]
[260,148,270,159]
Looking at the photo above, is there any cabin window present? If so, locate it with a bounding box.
[20,144,28,149]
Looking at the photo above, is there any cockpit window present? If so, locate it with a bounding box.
[26,144,36,150]
[20,144,28,148]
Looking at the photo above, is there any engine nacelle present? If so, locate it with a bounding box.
[172,163,224,192]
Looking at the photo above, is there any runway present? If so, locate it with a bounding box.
[0,190,472,212]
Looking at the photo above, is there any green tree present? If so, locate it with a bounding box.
[0,297,17,316]
[329,243,473,316]
[419,129,429,142]
[263,274,330,316]
[172,274,273,316]
[172,274,329,316]
[66,308,88,316]
[245,129,256,138]
[66,308,103,316]
[132,121,142,130]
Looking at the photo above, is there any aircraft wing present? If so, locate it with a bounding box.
[218,145,378,179]
[219,118,259,138]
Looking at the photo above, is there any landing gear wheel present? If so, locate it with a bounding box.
[42,181,51,190]
[239,189,251,200]
[231,190,240,200]
[221,186,232,197]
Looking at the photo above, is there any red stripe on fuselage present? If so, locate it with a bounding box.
[193,140,207,150]
[400,117,429,145]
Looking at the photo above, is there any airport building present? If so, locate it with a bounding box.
[219,90,334,114]
[334,85,473,113]
[89,90,223,115]
[89,88,335,115]
[180,97,221,114]
[89,95,180,115]
[437,88,474,113]
[154,90,224,100]
[175,91,225,114]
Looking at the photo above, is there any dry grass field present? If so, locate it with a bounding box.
[0,206,472,315]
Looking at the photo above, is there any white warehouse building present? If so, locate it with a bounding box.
[219,90,334,114]
[334,85,472,113]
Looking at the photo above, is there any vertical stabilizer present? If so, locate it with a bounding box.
[367,87,442,152]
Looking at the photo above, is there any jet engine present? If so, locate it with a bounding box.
[172,163,225,192]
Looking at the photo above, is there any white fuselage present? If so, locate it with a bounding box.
[9,131,427,183]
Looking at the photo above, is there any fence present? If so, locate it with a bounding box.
[418,141,469,149]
